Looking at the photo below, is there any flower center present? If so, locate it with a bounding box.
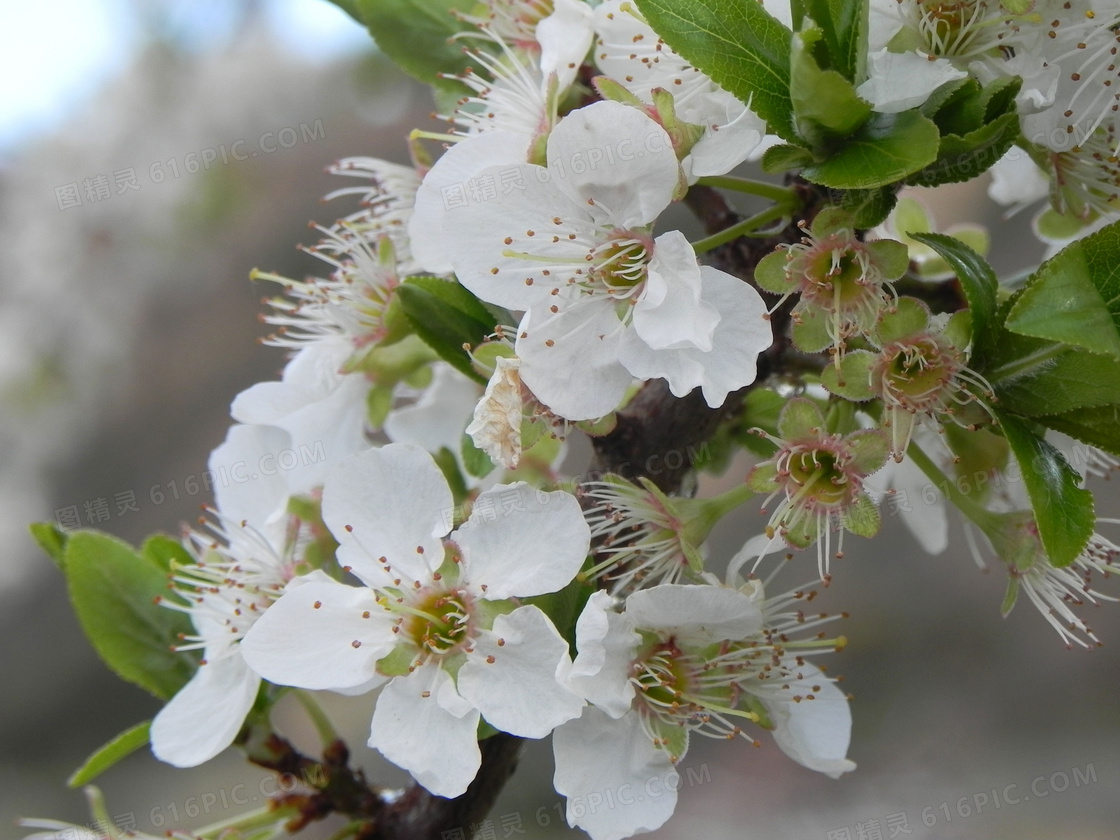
[879,336,961,409]
[402,587,474,656]
[590,231,652,297]
[782,445,853,508]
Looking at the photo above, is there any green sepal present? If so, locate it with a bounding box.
[64,531,198,700]
[875,297,930,345]
[994,410,1095,568]
[1004,221,1120,360]
[755,249,793,294]
[910,232,999,363]
[30,522,68,570]
[841,492,881,538]
[747,461,781,493]
[376,644,418,677]
[649,717,690,763]
[791,306,833,353]
[68,720,151,788]
[821,350,876,400]
[999,574,1020,617]
[634,0,799,143]
[778,396,827,439]
[847,428,890,475]
[801,110,940,189]
[397,276,494,384]
[574,412,619,437]
[367,382,395,430]
[141,534,194,571]
[866,238,910,280]
[943,309,972,351]
[592,75,646,108]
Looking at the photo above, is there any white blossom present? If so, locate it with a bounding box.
[240,443,589,797]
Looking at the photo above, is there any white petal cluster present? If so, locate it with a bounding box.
[240,443,591,797]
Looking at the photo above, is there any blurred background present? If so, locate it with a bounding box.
[1,2,1117,838]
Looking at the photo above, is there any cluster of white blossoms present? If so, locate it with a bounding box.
[43,2,1120,840]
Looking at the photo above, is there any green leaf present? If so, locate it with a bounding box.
[1035,404,1120,458]
[761,143,815,174]
[68,720,151,787]
[461,432,497,479]
[355,0,476,89]
[65,531,197,700]
[140,534,194,571]
[397,277,493,384]
[635,0,799,143]
[994,346,1120,416]
[910,232,998,363]
[30,522,69,570]
[1004,222,1120,360]
[799,0,868,82]
[906,111,1020,188]
[994,410,1094,568]
[801,110,940,189]
[791,25,871,143]
[324,0,363,24]
[836,185,897,229]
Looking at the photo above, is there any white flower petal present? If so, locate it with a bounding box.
[239,573,393,692]
[517,303,634,421]
[569,592,639,718]
[619,267,771,406]
[454,483,589,599]
[625,584,763,644]
[384,363,480,456]
[410,132,531,275]
[762,661,856,779]
[988,146,1050,208]
[538,0,595,89]
[553,707,678,840]
[458,606,584,737]
[208,424,292,549]
[680,91,766,180]
[321,444,452,587]
[230,339,370,494]
[369,663,482,798]
[857,50,968,113]
[150,654,260,768]
[443,163,589,310]
[632,230,719,351]
[546,101,678,228]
